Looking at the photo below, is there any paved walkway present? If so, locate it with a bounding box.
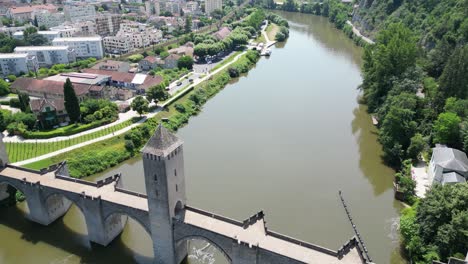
[411,161,430,198]
[346,21,375,45]
[13,51,248,166]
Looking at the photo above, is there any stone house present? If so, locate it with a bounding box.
[428,145,468,185]
[30,97,69,129]
[139,56,163,71]
[168,42,194,57]
[11,78,92,102]
[163,54,180,69]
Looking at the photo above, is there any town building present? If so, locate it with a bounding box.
[95,13,121,37]
[168,42,194,57]
[14,46,76,67]
[103,35,132,54]
[44,72,110,87]
[163,53,180,69]
[0,53,38,76]
[63,4,97,22]
[34,10,66,29]
[105,22,162,52]
[30,97,69,129]
[165,1,181,15]
[213,26,231,40]
[428,145,468,185]
[52,36,104,58]
[139,56,164,71]
[82,68,163,93]
[205,0,222,15]
[91,60,131,72]
[11,77,94,101]
[50,21,96,37]
[185,1,199,12]
[145,0,161,16]
[7,4,57,23]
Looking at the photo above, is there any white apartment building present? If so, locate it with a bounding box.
[63,4,97,22]
[0,53,38,76]
[165,1,181,14]
[145,0,161,16]
[52,36,104,59]
[50,21,96,38]
[95,13,121,37]
[14,46,76,67]
[34,10,66,29]
[205,0,222,15]
[103,36,131,54]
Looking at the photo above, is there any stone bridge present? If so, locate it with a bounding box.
[0,126,372,264]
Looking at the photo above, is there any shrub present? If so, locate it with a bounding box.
[128,54,144,63]
[228,67,240,77]
[9,98,20,108]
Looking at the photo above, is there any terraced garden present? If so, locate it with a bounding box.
[6,118,140,163]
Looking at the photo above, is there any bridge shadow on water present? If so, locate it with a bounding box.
[0,204,153,264]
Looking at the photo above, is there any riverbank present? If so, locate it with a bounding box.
[23,50,262,177]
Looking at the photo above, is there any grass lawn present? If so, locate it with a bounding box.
[210,51,242,73]
[255,33,266,44]
[7,118,140,163]
[266,23,280,41]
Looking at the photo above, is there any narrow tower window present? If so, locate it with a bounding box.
[154,174,158,182]
[176,184,178,192]
[174,169,177,176]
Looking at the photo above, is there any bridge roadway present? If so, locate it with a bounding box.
[0,164,366,263]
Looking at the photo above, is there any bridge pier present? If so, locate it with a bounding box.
[23,184,62,225]
[232,241,258,263]
[81,197,127,246]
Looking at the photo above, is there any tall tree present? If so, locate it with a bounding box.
[131,96,149,116]
[146,83,169,103]
[63,78,80,123]
[185,15,192,33]
[18,93,30,113]
[438,45,468,101]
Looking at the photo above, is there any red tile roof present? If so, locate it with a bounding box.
[9,4,56,14]
[140,75,163,91]
[213,27,231,40]
[82,69,135,83]
[11,78,91,97]
[30,98,65,112]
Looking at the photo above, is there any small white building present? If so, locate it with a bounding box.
[52,36,104,59]
[428,145,468,185]
[14,46,76,67]
[0,53,38,76]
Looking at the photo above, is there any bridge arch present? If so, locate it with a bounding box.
[0,179,26,196]
[42,191,85,214]
[102,209,151,237]
[175,235,233,263]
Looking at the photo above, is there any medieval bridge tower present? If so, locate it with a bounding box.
[142,124,188,263]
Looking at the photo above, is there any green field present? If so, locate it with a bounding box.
[6,118,139,163]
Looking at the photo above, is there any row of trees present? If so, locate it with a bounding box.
[355,1,468,262]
